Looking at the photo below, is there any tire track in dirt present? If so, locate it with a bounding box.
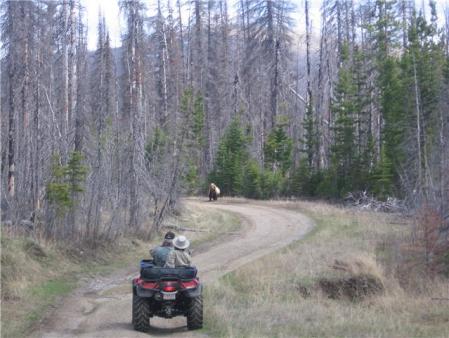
[32,199,314,338]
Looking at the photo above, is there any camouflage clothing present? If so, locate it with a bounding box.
[150,246,173,267]
[164,248,192,268]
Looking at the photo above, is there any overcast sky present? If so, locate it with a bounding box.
[82,0,448,51]
[82,0,323,50]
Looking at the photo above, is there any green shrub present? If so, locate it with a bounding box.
[46,152,87,216]
[242,160,261,199]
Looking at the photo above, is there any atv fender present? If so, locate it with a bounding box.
[135,285,156,298]
[184,284,203,298]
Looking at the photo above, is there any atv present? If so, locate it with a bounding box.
[132,260,203,332]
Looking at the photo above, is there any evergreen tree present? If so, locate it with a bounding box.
[258,170,282,199]
[302,102,318,169]
[374,0,404,196]
[210,118,249,195]
[242,160,261,199]
[401,7,446,199]
[46,151,87,231]
[377,55,404,196]
[372,146,394,198]
[290,158,313,196]
[264,119,293,175]
[329,44,358,196]
[145,127,168,165]
[180,88,206,189]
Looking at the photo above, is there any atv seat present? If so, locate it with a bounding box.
[140,259,197,281]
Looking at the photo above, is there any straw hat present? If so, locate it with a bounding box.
[173,235,190,250]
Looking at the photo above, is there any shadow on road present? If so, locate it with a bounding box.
[96,321,187,336]
[95,321,133,332]
[148,324,188,335]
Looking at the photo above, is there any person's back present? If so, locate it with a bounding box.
[165,235,192,268]
[150,231,175,267]
[151,246,172,266]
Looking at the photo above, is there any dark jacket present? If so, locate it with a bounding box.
[150,246,173,266]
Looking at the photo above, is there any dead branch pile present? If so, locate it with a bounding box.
[345,191,405,213]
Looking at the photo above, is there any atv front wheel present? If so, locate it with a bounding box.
[187,295,203,330]
[132,293,151,332]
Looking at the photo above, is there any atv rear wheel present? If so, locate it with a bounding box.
[132,293,151,332]
[187,295,203,330]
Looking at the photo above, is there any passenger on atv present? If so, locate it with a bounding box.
[150,231,175,266]
[132,235,202,331]
[164,235,191,268]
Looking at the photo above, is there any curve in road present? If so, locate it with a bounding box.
[33,199,314,338]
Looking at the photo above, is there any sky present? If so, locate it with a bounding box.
[82,0,448,51]
[83,0,122,50]
[82,0,322,50]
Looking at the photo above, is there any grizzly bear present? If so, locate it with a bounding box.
[209,183,220,201]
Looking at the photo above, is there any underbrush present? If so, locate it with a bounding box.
[204,201,449,337]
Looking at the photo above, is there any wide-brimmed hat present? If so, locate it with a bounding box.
[173,235,190,250]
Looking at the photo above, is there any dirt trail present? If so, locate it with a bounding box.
[32,199,314,338]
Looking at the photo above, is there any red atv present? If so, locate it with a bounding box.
[132,260,203,332]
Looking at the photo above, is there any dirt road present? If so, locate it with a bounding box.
[33,199,314,338]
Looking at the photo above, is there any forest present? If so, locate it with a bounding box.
[1,0,448,244]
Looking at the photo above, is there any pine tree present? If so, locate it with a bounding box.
[401,6,446,200]
[210,118,249,195]
[242,160,261,199]
[180,88,205,189]
[302,101,318,169]
[290,158,313,196]
[46,151,87,237]
[373,0,405,197]
[378,55,404,196]
[145,127,168,165]
[258,170,282,199]
[264,119,293,175]
[372,146,394,199]
[330,43,358,196]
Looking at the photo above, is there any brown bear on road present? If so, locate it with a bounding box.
[209,183,220,201]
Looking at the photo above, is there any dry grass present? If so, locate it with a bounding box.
[204,200,449,338]
[167,201,242,250]
[1,202,242,338]
[1,235,149,338]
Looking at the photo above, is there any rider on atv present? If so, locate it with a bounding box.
[150,231,175,266]
[133,234,202,332]
[164,235,191,268]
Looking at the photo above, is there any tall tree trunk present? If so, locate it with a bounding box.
[412,54,423,195]
[61,0,69,158]
[177,0,186,85]
[67,0,76,142]
[7,52,16,202]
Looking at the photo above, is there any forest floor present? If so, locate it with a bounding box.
[1,200,241,338]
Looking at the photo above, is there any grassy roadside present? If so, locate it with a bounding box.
[1,201,241,338]
[1,235,149,338]
[204,200,449,338]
